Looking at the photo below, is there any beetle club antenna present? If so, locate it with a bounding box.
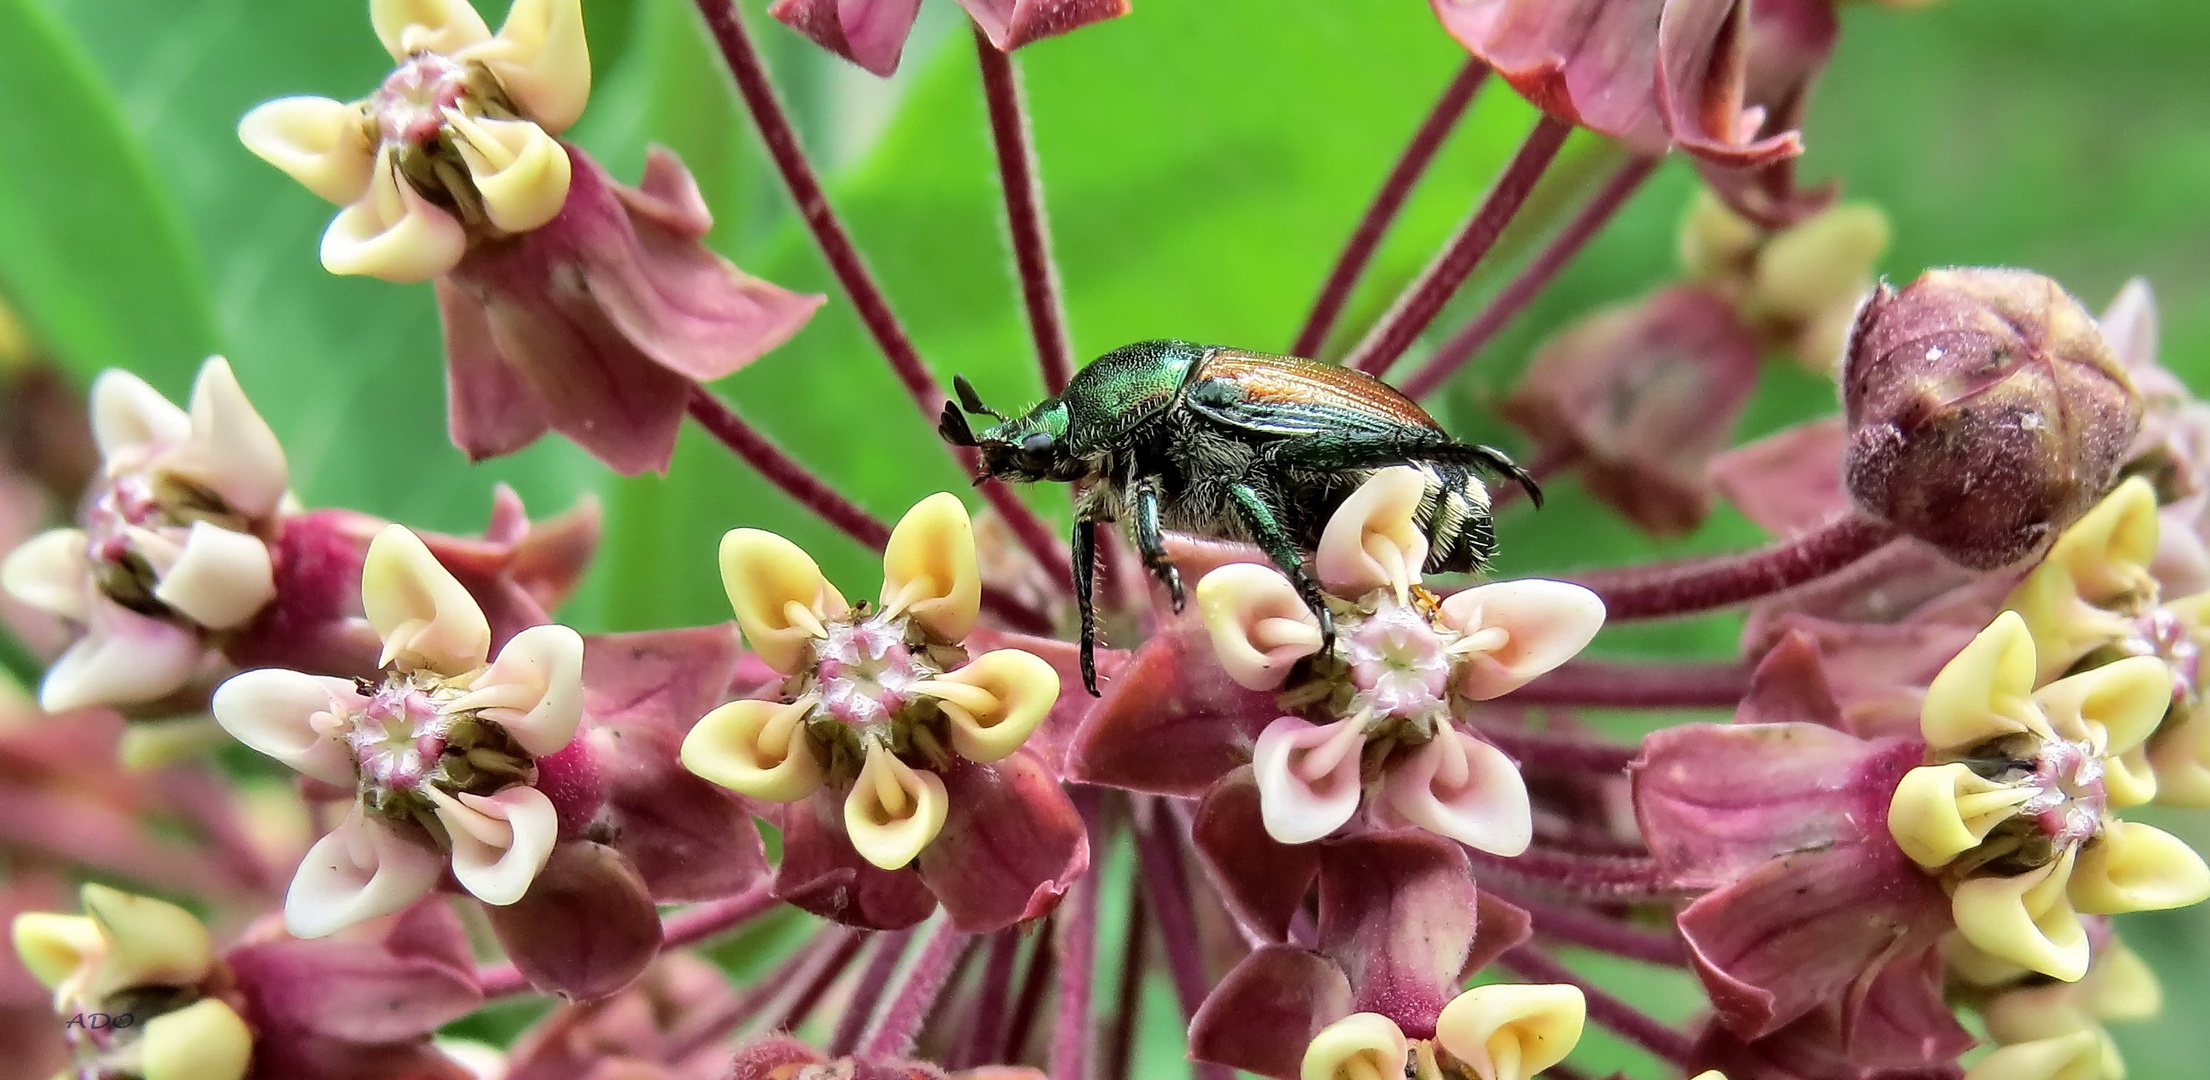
[953,374,1007,421]
[937,401,979,447]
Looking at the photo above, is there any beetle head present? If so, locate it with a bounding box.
[940,375,1087,484]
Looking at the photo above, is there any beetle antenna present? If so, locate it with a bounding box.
[953,374,1007,421]
[938,401,979,447]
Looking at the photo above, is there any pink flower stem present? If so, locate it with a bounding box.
[1347,115,1574,376]
[863,920,973,1059]
[1400,155,1660,398]
[1104,883,1148,1080]
[827,926,916,1056]
[1292,61,1490,359]
[1505,658,1753,709]
[1468,846,1696,904]
[1051,841,1101,1080]
[975,30,1075,395]
[1467,720,1640,773]
[774,929,874,1032]
[1002,922,1057,1062]
[685,387,1054,632]
[1500,946,1694,1066]
[692,0,1074,593]
[957,930,1025,1068]
[477,885,783,999]
[1132,802,1235,1080]
[1573,514,1900,620]
[1487,885,1687,966]
[157,764,283,895]
[663,929,858,1063]
[0,782,228,899]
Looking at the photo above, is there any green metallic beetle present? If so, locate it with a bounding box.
[940,339,1540,695]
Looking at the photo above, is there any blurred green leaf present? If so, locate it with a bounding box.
[0,0,218,377]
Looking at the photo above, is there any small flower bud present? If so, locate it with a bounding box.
[1843,268,2142,570]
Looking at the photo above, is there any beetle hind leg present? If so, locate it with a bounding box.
[1072,519,1101,696]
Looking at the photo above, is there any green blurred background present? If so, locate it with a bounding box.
[0,0,2204,1074]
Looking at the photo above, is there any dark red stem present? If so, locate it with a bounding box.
[1501,947,1696,1066]
[1468,720,1641,774]
[692,1,1073,595]
[1469,846,1695,904]
[1292,61,1489,358]
[1573,514,1899,620]
[828,927,915,1056]
[685,387,889,547]
[773,929,873,1032]
[1104,884,1149,1080]
[1133,802,1235,1080]
[1506,658,1753,709]
[1401,155,1659,398]
[863,921,972,1058]
[1002,923,1057,1062]
[1490,887,1688,966]
[1051,850,1101,1080]
[663,929,853,1063]
[958,931,1025,1068]
[976,30,1075,394]
[1348,115,1573,376]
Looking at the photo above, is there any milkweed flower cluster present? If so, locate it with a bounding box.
[8,0,2210,1079]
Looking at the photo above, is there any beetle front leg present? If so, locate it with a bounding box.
[1072,518,1101,696]
[1228,482,1335,652]
[1130,477,1184,611]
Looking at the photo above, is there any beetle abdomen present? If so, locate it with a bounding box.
[1404,461,1497,575]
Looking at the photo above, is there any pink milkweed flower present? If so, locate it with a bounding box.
[239,0,822,474]
[2000,477,2210,806]
[11,886,483,1080]
[1885,610,2210,983]
[1189,831,1569,1080]
[1429,0,1802,172]
[769,0,1132,78]
[728,1033,1050,1080]
[213,525,587,939]
[1633,633,1969,1063]
[2,358,289,713]
[1086,468,1602,858]
[680,493,1083,933]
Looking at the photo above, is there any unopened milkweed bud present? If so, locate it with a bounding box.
[1842,267,2140,570]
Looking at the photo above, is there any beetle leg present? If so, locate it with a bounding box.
[1307,437,1545,509]
[1228,482,1335,653]
[1130,477,1183,611]
[1073,518,1101,696]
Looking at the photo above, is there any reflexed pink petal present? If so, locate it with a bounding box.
[1687,0,1840,225]
[1189,944,1355,1080]
[1380,727,1531,856]
[595,148,824,384]
[1430,0,1671,154]
[955,0,1132,52]
[1676,832,1951,1041]
[440,278,554,464]
[1655,0,1801,169]
[773,791,938,931]
[1315,831,1482,1037]
[1634,722,1922,886]
[226,933,481,1043]
[41,597,206,712]
[1251,716,1367,846]
[1709,418,1851,539]
[1734,629,1845,729]
[1067,623,1281,797]
[1191,766,1321,941]
[210,668,365,786]
[915,753,1088,933]
[1465,891,1534,978]
[483,839,662,1000]
[285,812,443,939]
[1499,287,1761,536]
[769,0,925,76]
